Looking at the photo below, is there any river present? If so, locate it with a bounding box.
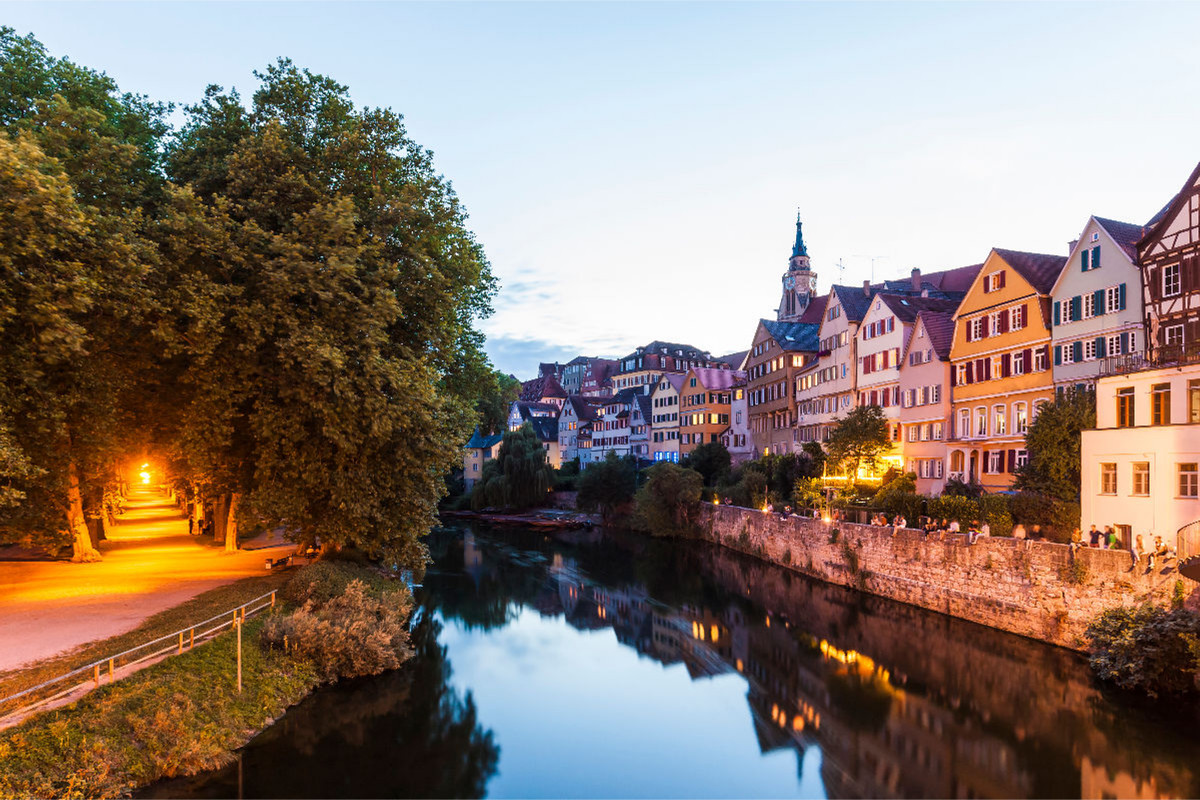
[146,524,1200,798]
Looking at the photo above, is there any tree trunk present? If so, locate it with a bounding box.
[68,461,101,562]
[225,492,240,553]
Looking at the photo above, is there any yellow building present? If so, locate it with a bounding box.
[463,426,504,490]
[948,249,1065,490]
[679,367,747,457]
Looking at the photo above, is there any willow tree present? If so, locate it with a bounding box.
[159,61,495,563]
[471,424,554,511]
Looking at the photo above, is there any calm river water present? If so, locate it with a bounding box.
[147,524,1200,799]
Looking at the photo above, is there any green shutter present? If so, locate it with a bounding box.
[1081,249,1090,271]
[1053,302,1060,326]
[1054,345,1062,365]
[1119,283,1126,310]
[1094,289,1104,315]
[1092,245,1101,269]
[1072,296,1081,321]
[1073,341,1083,362]
[1096,336,1106,358]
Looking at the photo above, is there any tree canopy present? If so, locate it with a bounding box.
[1014,389,1095,502]
[470,424,554,511]
[825,405,891,479]
[0,30,497,567]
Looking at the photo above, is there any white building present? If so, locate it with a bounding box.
[584,388,638,465]
[558,396,604,465]
[1050,217,1146,393]
[721,379,754,465]
[1082,365,1200,549]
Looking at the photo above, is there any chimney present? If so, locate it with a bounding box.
[911,267,921,292]
[1068,239,1078,254]
[863,279,871,296]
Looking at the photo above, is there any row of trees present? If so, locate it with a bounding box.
[0,29,496,566]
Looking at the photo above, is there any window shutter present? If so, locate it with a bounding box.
[1149,267,1160,301]
[882,350,889,368]
[983,358,992,380]
[1020,303,1028,327]
[1072,296,1082,321]
[1023,348,1032,371]
[999,312,1009,334]
[950,368,957,387]
[1053,302,1060,326]
[1007,449,1016,473]
[1073,341,1083,362]
[1119,283,1126,310]
[1081,249,1090,271]
[1122,332,1130,354]
[981,316,990,337]
[1092,246,1100,270]
[1094,289,1104,315]
[1054,345,1062,365]
[966,362,974,383]
[982,454,991,475]
[1001,353,1011,377]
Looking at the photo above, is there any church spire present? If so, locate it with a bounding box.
[791,210,808,258]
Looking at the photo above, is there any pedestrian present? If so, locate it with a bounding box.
[1012,522,1026,540]
[188,516,195,535]
[1088,524,1102,547]
[1106,527,1119,550]
[1133,534,1145,568]
[947,519,960,542]
[892,514,906,537]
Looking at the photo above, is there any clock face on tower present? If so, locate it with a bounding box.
[808,276,818,291]
[783,275,795,290]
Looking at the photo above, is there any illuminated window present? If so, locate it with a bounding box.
[1152,383,1171,426]
[1116,388,1135,428]
[993,404,1006,436]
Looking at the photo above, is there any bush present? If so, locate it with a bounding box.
[873,472,922,521]
[263,579,412,682]
[1009,491,1078,542]
[1085,605,1200,699]
[926,494,979,526]
[942,477,983,498]
[976,494,1014,537]
[681,441,731,487]
[281,560,394,608]
[718,469,767,509]
[634,462,704,538]
[577,452,637,519]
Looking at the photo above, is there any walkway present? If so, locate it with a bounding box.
[0,488,294,672]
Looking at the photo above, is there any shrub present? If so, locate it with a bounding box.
[942,477,983,498]
[926,494,979,526]
[634,462,704,538]
[681,441,732,487]
[719,469,767,509]
[872,472,923,522]
[281,560,394,608]
[1009,491,1078,542]
[1085,604,1200,699]
[976,494,1014,537]
[577,452,637,519]
[264,579,412,682]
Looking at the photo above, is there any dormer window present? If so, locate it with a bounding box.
[1091,232,1099,242]
[984,271,1006,293]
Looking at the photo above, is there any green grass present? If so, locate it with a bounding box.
[0,562,410,799]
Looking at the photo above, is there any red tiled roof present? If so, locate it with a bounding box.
[915,311,956,361]
[992,249,1067,295]
[1094,217,1145,262]
[691,367,747,391]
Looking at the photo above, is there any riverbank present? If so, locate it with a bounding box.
[0,561,412,799]
[700,504,1199,650]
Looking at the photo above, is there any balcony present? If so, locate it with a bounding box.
[1096,346,1200,378]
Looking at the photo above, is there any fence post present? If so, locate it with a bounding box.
[93,664,99,688]
[235,617,243,693]
[108,658,114,682]
[190,627,194,649]
[271,590,276,608]
[178,631,184,654]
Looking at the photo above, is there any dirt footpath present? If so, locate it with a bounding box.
[0,489,294,672]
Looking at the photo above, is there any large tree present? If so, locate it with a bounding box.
[1014,389,1095,502]
[0,29,163,559]
[470,424,553,511]
[152,60,496,563]
[825,404,891,480]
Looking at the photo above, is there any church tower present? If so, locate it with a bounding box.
[777,213,817,322]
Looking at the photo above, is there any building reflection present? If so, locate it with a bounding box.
[432,526,1200,800]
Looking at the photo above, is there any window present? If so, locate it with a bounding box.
[1012,352,1025,376]
[1166,325,1184,347]
[969,318,984,341]
[1181,463,1199,497]
[1132,463,1150,496]
[984,271,1005,292]
[1101,463,1117,495]
[1083,293,1096,319]
[907,425,917,443]
[1015,449,1028,468]
[1164,264,1181,297]
[1190,379,1200,423]
[987,451,1004,474]
[956,364,967,385]
[1116,388,1135,428]
[958,409,970,439]
[975,407,988,437]
[1105,285,1122,314]
[1061,345,1075,364]
[1150,383,1172,426]
[1009,306,1025,331]
[1107,333,1123,356]
[1014,402,1028,435]
[993,404,1006,436]
[921,423,931,441]
[1084,340,1097,361]
[1034,348,1047,372]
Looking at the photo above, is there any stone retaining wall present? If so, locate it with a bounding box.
[701,505,1199,649]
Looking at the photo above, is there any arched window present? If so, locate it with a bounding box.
[950,450,965,472]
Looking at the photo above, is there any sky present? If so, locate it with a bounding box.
[8,2,1200,378]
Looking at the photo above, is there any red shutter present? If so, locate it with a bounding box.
[998,313,1008,334]
[1148,267,1160,302]
[981,316,990,337]
[951,367,958,386]
[1001,353,1011,378]
[981,453,990,474]
[998,270,1006,289]
[1022,348,1032,372]
[1020,304,1028,328]
[1007,449,1016,473]
[882,350,889,369]
[966,362,974,383]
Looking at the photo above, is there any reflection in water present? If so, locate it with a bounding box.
[150,526,1200,799]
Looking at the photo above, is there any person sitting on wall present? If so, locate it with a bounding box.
[947,518,960,542]
[1088,524,1102,547]
[782,505,792,519]
[967,520,980,545]
[1133,534,1145,569]
[1070,528,1083,552]
[723,497,732,506]
[892,514,906,537]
